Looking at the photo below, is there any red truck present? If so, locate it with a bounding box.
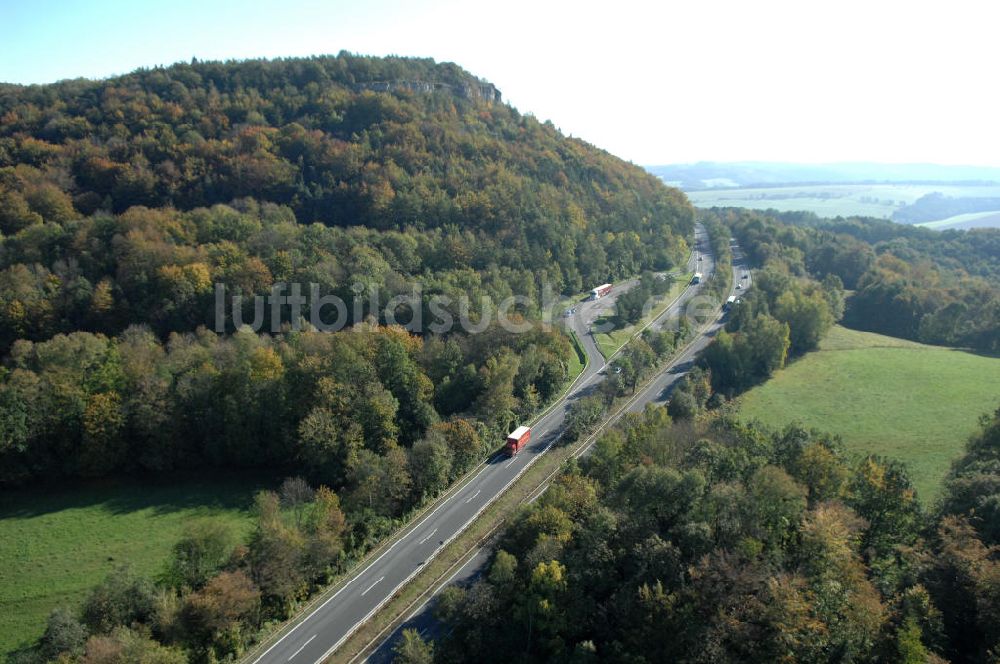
[505,426,531,455]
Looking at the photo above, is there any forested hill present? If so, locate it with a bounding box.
[0,53,692,327]
[0,56,692,489]
[0,53,687,231]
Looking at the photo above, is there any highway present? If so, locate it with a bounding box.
[251,226,721,664]
[625,235,751,412]
[359,232,751,664]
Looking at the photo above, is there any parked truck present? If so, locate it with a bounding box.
[590,283,612,299]
[505,425,531,455]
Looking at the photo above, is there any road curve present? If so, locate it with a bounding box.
[251,227,716,664]
[624,235,751,413]
[359,232,750,664]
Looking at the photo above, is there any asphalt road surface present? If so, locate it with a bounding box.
[360,232,751,664]
[625,237,751,413]
[252,226,720,664]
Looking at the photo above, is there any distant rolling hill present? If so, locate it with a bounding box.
[647,161,1000,229]
[918,210,1000,230]
[646,161,1000,190]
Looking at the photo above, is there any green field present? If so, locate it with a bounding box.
[917,209,1000,230]
[688,183,1000,221]
[593,274,691,359]
[738,326,1000,501]
[0,473,268,658]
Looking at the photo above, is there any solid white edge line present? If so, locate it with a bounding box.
[250,366,590,664]
[312,437,561,664]
[404,548,483,623]
[250,460,495,664]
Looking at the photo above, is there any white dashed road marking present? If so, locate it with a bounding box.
[287,635,316,661]
[361,577,385,597]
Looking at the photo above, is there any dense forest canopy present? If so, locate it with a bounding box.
[766,210,1000,281]
[0,54,700,664]
[0,53,696,490]
[431,405,1000,664]
[712,208,1000,353]
[0,52,693,341]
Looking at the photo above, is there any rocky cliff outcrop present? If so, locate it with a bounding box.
[356,79,501,103]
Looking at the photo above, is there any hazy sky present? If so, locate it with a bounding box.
[3,0,998,166]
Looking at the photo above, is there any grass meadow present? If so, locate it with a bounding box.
[738,325,1000,501]
[0,472,269,657]
[688,183,1000,221]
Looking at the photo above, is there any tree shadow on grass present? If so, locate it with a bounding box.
[947,346,1000,361]
[0,469,276,520]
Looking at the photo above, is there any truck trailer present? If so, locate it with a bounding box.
[590,283,612,299]
[505,425,531,455]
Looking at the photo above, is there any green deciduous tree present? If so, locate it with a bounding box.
[38,607,87,661]
[410,434,453,500]
[774,287,835,355]
[247,491,304,613]
[393,628,434,664]
[164,519,238,590]
[81,566,158,634]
